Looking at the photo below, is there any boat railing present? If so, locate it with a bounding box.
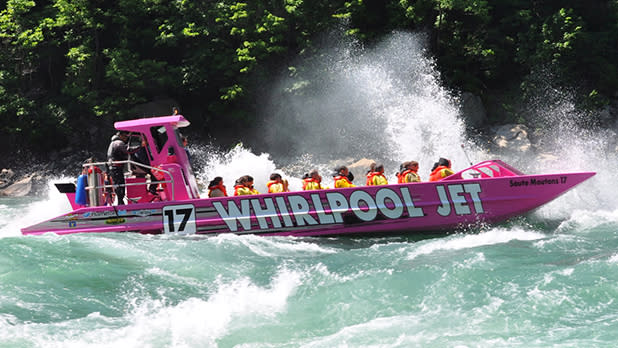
[446,159,523,180]
[81,160,175,203]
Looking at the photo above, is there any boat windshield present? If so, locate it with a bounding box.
[150,125,168,154]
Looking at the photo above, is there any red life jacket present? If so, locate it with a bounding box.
[208,183,227,197]
[366,172,377,185]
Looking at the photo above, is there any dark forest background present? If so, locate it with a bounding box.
[1,0,617,158]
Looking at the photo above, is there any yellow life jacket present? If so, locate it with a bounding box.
[403,170,421,183]
[334,175,356,188]
[367,173,388,186]
[303,178,322,190]
[267,180,285,193]
[234,185,258,196]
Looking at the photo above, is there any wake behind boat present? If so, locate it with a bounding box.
[21,115,595,236]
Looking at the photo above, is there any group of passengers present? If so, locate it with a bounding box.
[207,157,455,197]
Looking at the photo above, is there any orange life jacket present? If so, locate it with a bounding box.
[429,166,451,182]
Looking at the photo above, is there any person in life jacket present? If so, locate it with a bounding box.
[333,166,356,188]
[107,130,142,205]
[234,175,260,196]
[302,170,329,190]
[208,176,227,198]
[429,157,455,182]
[366,163,388,186]
[365,162,377,185]
[267,173,289,193]
[397,161,421,183]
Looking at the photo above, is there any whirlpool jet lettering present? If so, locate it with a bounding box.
[213,184,484,232]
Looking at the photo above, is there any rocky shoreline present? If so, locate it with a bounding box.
[0,121,552,198]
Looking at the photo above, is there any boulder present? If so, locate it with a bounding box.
[0,175,33,197]
[348,158,376,172]
[491,124,532,154]
[0,168,15,188]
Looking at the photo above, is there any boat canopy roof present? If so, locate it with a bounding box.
[114,115,190,133]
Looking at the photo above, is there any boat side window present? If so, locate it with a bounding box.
[150,126,168,154]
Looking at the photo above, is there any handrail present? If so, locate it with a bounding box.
[81,160,176,202]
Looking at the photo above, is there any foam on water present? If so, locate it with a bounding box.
[406,228,546,261]
[0,178,72,238]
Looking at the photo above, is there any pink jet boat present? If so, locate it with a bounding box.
[21,115,596,236]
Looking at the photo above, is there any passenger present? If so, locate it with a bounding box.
[397,161,421,183]
[234,175,260,196]
[267,173,289,193]
[333,166,356,188]
[429,157,455,182]
[107,130,142,205]
[366,163,388,186]
[208,176,227,197]
[302,170,329,190]
[181,135,192,163]
[131,135,157,194]
[365,162,377,185]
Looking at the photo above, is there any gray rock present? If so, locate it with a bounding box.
[0,175,33,197]
[491,124,532,154]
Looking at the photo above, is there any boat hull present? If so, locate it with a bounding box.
[21,171,595,237]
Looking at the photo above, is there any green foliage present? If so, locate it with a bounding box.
[0,0,617,153]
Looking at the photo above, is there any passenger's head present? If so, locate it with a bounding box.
[367,162,376,173]
[117,130,130,141]
[209,176,223,187]
[309,169,321,181]
[438,157,451,168]
[334,165,349,176]
[242,175,254,187]
[400,161,411,172]
[408,161,419,171]
[270,173,282,181]
[375,164,384,174]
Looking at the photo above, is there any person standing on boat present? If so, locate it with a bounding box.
[208,176,227,197]
[397,161,421,183]
[333,166,356,188]
[234,175,260,196]
[303,170,328,190]
[429,158,455,182]
[107,130,142,205]
[267,173,289,193]
[366,163,388,186]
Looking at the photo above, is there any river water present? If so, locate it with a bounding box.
[1,32,615,347]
